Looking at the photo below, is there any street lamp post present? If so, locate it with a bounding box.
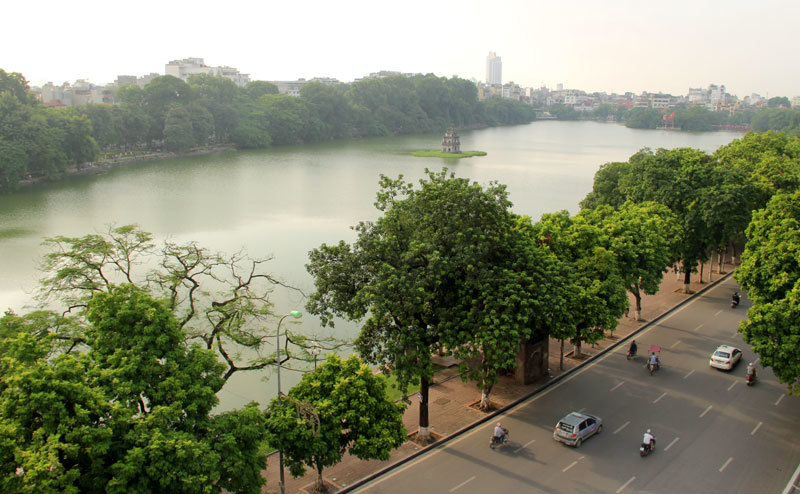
[276,310,302,494]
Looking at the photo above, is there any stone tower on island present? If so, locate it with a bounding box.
[442,126,461,153]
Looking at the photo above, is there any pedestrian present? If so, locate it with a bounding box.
[675,264,681,280]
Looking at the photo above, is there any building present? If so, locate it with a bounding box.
[792,96,800,109]
[442,126,461,153]
[165,58,250,87]
[486,52,502,86]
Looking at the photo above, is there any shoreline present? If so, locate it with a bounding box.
[15,145,237,189]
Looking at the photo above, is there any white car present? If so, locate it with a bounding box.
[709,345,742,370]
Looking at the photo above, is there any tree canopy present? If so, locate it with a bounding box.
[0,285,269,493]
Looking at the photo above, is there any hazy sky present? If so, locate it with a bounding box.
[3,0,798,98]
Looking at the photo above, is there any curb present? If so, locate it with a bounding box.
[338,271,736,493]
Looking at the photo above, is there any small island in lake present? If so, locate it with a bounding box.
[413,126,486,158]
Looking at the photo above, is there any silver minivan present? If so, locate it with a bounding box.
[553,411,603,447]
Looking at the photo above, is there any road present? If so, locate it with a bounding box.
[353,278,800,493]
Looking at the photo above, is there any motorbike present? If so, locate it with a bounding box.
[489,428,509,449]
[746,372,757,386]
[640,440,656,457]
[731,296,740,308]
[627,347,637,360]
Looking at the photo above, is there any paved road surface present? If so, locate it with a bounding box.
[354,278,800,493]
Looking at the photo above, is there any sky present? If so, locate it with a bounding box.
[2,0,799,98]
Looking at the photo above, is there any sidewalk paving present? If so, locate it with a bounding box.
[261,262,739,493]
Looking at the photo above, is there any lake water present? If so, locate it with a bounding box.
[0,121,743,410]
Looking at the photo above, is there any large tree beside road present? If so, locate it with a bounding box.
[306,170,561,429]
[264,354,406,493]
[531,210,628,358]
[580,202,679,321]
[735,190,800,395]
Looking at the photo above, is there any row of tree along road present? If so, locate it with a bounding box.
[2,130,799,493]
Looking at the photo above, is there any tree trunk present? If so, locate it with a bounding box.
[559,339,564,371]
[718,247,726,274]
[708,251,714,282]
[573,339,582,359]
[315,464,327,493]
[633,284,643,321]
[683,269,692,294]
[479,350,493,410]
[699,262,705,284]
[418,375,430,440]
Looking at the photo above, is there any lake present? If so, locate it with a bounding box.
[0,120,743,410]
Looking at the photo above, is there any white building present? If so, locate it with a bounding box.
[165,58,250,87]
[486,52,502,86]
[792,96,800,109]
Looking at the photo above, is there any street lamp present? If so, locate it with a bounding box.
[307,340,321,370]
[276,310,302,494]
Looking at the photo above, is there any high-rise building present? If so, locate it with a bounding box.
[486,52,502,86]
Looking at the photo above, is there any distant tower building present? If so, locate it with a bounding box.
[442,126,461,153]
[486,52,502,86]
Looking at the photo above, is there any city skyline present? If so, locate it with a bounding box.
[2,0,799,98]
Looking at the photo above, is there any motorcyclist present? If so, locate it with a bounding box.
[732,291,741,306]
[642,429,656,452]
[649,352,659,370]
[629,340,638,356]
[493,422,507,442]
[746,362,757,379]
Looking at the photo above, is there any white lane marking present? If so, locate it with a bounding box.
[653,392,667,404]
[514,439,536,453]
[664,437,679,451]
[694,324,704,332]
[700,405,713,418]
[562,461,578,473]
[727,381,737,391]
[617,476,636,493]
[450,476,475,492]
[614,421,630,434]
[751,422,763,436]
[719,457,734,472]
[714,310,722,316]
[610,382,624,392]
[776,394,786,406]
[670,340,681,348]
[684,369,695,379]
[355,281,728,491]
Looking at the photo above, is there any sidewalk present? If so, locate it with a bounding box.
[261,262,739,493]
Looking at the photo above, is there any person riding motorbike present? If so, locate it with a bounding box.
[746,362,757,382]
[642,429,656,453]
[648,352,659,371]
[629,340,638,357]
[493,422,507,442]
[732,291,741,307]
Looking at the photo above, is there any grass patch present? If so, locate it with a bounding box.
[383,374,420,402]
[412,150,487,158]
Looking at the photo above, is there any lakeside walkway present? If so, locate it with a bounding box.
[261,262,740,493]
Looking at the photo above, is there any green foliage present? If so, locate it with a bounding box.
[625,108,663,129]
[768,96,791,108]
[531,211,628,352]
[0,286,269,493]
[736,191,800,394]
[265,355,405,490]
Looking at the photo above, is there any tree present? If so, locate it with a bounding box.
[37,224,325,381]
[306,170,543,434]
[768,96,790,108]
[735,191,800,394]
[264,354,405,493]
[532,211,628,357]
[625,147,716,292]
[0,285,270,493]
[245,80,279,99]
[580,202,679,320]
[580,160,633,209]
